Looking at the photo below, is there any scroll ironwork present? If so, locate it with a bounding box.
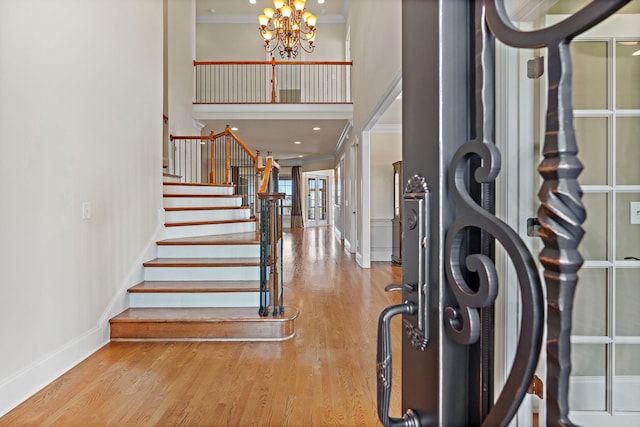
[445,1,631,426]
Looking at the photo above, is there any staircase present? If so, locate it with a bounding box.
[109,181,298,341]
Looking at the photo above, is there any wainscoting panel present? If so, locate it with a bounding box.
[371,218,393,262]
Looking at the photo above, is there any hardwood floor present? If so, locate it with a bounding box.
[0,226,404,426]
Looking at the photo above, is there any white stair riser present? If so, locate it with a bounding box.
[163,184,233,196]
[162,221,255,239]
[144,266,260,281]
[165,209,250,224]
[163,176,181,183]
[157,244,260,258]
[163,196,242,208]
[129,292,260,308]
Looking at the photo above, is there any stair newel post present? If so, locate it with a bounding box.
[224,127,232,184]
[255,150,262,240]
[270,198,277,316]
[208,131,215,184]
[278,194,284,314]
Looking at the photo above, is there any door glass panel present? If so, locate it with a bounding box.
[616,41,640,110]
[615,268,640,336]
[570,344,608,411]
[615,344,640,411]
[616,117,640,185]
[319,178,327,221]
[581,192,609,261]
[576,117,608,186]
[616,192,640,260]
[307,178,315,221]
[571,41,608,110]
[574,268,608,336]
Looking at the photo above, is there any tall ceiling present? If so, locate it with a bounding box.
[192,0,377,164]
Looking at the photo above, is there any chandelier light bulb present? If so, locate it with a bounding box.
[294,0,305,11]
[306,15,317,27]
[264,7,275,18]
[258,14,270,26]
[273,0,285,9]
[281,5,292,18]
[262,30,273,40]
[302,11,312,22]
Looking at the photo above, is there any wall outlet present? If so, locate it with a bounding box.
[82,202,92,220]
[631,201,640,225]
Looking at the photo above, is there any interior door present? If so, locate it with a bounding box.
[306,174,328,227]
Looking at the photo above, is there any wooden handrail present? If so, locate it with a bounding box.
[259,157,274,194]
[169,134,214,141]
[194,60,353,66]
[211,126,258,164]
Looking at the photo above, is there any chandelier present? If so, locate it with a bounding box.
[258,0,317,58]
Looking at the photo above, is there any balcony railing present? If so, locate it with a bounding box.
[194,59,352,104]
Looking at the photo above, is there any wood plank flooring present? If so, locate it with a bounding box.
[0,226,403,426]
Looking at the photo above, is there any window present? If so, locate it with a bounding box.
[279,178,293,216]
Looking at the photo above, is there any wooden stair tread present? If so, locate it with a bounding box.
[143,258,259,267]
[164,218,256,227]
[129,280,260,293]
[158,232,259,245]
[110,307,299,341]
[111,306,299,323]
[163,182,234,188]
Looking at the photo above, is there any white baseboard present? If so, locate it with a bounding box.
[371,248,392,262]
[0,327,104,417]
[97,222,162,341]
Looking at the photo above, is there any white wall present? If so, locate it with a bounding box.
[370,132,402,261]
[337,0,401,267]
[347,0,401,135]
[196,22,346,61]
[0,0,163,415]
[168,0,198,135]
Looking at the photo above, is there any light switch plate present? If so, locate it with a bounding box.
[631,201,640,225]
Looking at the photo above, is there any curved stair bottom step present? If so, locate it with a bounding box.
[109,306,300,342]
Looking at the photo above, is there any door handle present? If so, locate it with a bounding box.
[377,302,420,427]
[403,174,431,350]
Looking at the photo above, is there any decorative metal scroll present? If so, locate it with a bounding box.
[485,1,631,426]
[444,4,544,426]
[444,1,630,426]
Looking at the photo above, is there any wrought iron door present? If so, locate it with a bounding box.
[377,1,632,426]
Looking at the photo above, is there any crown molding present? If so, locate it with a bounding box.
[197,14,345,25]
[371,123,401,134]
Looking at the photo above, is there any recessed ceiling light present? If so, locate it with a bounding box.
[249,0,256,4]
[231,127,239,131]
[209,8,215,13]
[318,0,325,4]
[294,141,302,144]
[313,127,320,131]
[298,155,304,158]
[633,49,640,56]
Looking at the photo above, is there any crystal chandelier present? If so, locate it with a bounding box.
[258,0,317,59]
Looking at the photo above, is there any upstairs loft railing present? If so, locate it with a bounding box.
[194,59,352,104]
